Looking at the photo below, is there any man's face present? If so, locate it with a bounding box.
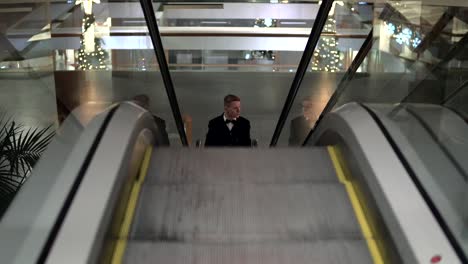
[302,101,314,120]
[224,100,241,119]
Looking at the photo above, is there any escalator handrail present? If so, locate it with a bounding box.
[359,103,468,263]
[37,104,119,263]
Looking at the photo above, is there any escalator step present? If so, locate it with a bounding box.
[146,147,338,184]
[130,183,361,242]
[123,240,373,264]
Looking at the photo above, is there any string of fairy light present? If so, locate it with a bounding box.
[76,0,107,70]
[311,17,342,72]
[77,14,107,70]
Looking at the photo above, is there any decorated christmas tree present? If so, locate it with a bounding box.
[311,16,342,72]
[76,0,108,70]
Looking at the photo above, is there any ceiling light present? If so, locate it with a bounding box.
[280,21,307,25]
[122,20,145,24]
[164,4,223,10]
[200,21,228,24]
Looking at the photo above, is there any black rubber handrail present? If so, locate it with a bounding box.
[269,0,334,147]
[414,9,455,55]
[140,0,188,146]
[404,105,468,181]
[442,79,468,105]
[360,103,468,263]
[400,31,468,104]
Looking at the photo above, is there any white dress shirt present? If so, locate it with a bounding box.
[223,114,236,131]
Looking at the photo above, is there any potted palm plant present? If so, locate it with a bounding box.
[0,115,54,217]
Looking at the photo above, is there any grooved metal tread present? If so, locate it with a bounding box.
[145,147,338,184]
[130,183,361,242]
[123,147,372,264]
[124,240,371,264]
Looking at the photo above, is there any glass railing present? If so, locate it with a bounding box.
[332,2,468,109]
[0,1,59,218]
[276,0,373,146]
[137,0,371,146]
[153,1,323,146]
[49,1,185,146]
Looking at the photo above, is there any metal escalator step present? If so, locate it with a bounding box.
[123,240,373,264]
[146,147,338,184]
[130,183,361,242]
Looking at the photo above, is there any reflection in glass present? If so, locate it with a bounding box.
[278,0,372,146]
[288,96,316,146]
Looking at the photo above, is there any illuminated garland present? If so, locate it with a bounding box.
[311,17,342,72]
[77,14,108,70]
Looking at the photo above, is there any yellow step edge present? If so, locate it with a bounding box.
[328,146,384,264]
[111,146,153,264]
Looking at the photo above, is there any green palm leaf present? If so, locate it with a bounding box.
[5,125,54,177]
[0,115,55,217]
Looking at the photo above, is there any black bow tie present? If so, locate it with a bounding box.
[225,119,236,124]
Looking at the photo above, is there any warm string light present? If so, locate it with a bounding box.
[311,16,342,72]
[77,13,108,70]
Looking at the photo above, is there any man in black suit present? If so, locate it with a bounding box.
[289,97,316,146]
[205,94,251,147]
[132,94,170,146]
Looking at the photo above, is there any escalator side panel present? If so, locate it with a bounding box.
[45,103,158,264]
[308,103,460,263]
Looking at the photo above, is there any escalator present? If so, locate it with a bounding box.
[0,100,465,264]
[5,102,453,264]
[0,0,467,263]
[121,147,373,263]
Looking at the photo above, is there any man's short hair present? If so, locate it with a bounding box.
[301,96,313,107]
[133,94,150,109]
[224,94,241,106]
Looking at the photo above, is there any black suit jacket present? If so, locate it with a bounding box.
[289,116,311,146]
[205,114,251,147]
[153,115,170,146]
